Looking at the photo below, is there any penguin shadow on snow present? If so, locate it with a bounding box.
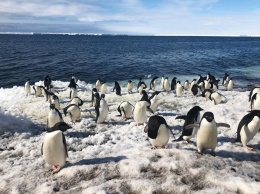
[65,131,97,138]
[157,111,178,117]
[217,149,260,162]
[70,156,127,166]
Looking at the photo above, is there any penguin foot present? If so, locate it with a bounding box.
[196,151,203,155]
[51,165,61,173]
[151,146,158,150]
[161,145,166,149]
[210,151,216,157]
[245,145,254,151]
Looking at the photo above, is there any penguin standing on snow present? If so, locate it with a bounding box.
[222,73,229,86]
[117,101,134,120]
[95,79,101,92]
[113,81,121,96]
[175,106,203,142]
[33,85,42,97]
[144,115,171,149]
[68,77,78,89]
[191,84,201,96]
[209,92,226,105]
[95,94,109,124]
[25,79,31,96]
[176,81,183,97]
[63,104,81,123]
[50,94,60,110]
[150,76,159,91]
[126,80,134,94]
[42,122,71,173]
[183,80,190,90]
[185,112,230,156]
[171,77,177,91]
[44,75,52,90]
[226,78,234,91]
[92,88,98,107]
[137,78,147,90]
[234,110,260,150]
[163,77,170,92]
[149,91,161,113]
[100,82,107,94]
[47,104,63,128]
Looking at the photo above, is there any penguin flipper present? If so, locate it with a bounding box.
[175,115,187,120]
[216,123,230,128]
[62,133,68,158]
[185,124,199,129]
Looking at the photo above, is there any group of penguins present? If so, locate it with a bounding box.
[23,73,260,173]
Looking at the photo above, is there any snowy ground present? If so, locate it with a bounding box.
[0,80,259,194]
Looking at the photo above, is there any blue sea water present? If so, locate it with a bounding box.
[0,35,260,89]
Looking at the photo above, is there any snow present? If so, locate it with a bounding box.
[0,79,259,194]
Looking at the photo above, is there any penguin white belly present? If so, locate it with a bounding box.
[97,100,108,123]
[197,121,218,152]
[127,83,133,93]
[150,124,170,147]
[163,81,170,92]
[35,86,42,97]
[43,131,66,167]
[48,112,62,128]
[176,85,183,96]
[150,98,158,113]
[25,83,31,95]
[101,84,107,94]
[240,116,260,146]
[67,106,81,122]
[121,102,133,118]
[204,81,210,90]
[134,101,148,124]
[211,93,222,105]
[70,98,79,106]
[184,82,189,90]
[227,81,233,91]
[70,89,78,99]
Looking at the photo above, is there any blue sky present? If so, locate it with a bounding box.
[0,0,260,35]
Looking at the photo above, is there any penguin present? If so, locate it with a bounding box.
[95,94,109,124]
[44,75,52,90]
[189,79,197,93]
[175,106,203,142]
[197,74,205,85]
[191,84,201,96]
[100,82,107,94]
[117,101,134,120]
[140,90,149,102]
[149,91,161,113]
[204,80,211,90]
[249,87,260,102]
[185,112,230,156]
[64,104,81,123]
[50,94,60,110]
[171,77,177,91]
[95,79,101,92]
[138,83,146,95]
[234,110,260,150]
[160,76,165,90]
[224,75,230,87]
[33,85,42,97]
[127,80,134,94]
[133,100,150,125]
[202,89,213,100]
[226,78,234,91]
[183,80,190,90]
[251,92,260,111]
[210,81,219,91]
[163,77,170,92]
[150,76,159,91]
[70,88,78,99]
[92,88,98,107]
[113,81,121,96]
[42,122,71,173]
[47,104,63,128]
[144,115,170,149]
[137,78,147,90]
[68,77,78,89]
[176,81,183,97]
[70,97,84,106]
[25,79,31,96]
[209,92,225,105]
[222,73,229,86]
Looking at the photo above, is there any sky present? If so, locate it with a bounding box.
[0,0,260,35]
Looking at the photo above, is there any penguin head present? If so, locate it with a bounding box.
[202,112,214,122]
[92,88,98,93]
[177,81,181,84]
[128,80,132,83]
[101,94,105,99]
[47,122,72,133]
[250,110,260,118]
[50,104,55,110]
[192,106,203,112]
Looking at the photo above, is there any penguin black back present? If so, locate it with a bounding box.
[146,115,168,139]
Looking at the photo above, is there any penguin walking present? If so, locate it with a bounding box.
[126,80,134,94]
[176,81,183,97]
[64,104,81,123]
[175,106,203,142]
[234,110,260,150]
[150,76,159,91]
[185,112,230,156]
[222,73,229,86]
[96,79,101,92]
[92,88,98,107]
[70,97,84,106]
[144,115,170,149]
[133,101,151,125]
[250,92,260,110]
[50,94,60,110]
[113,81,121,96]
[117,101,134,120]
[25,79,31,96]
[163,77,170,92]
[183,80,190,90]
[226,78,234,91]
[149,91,161,113]
[137,78,147,91]
[95,94,109,124]
[100,82,107,94]
[42,122,71,173]
[189,79,197,93]
[171,77,177,91]
[68,77,78,89]
[33,85,42,97]
[47,104,63,128]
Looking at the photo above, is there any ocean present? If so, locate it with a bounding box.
[0,35,260,89]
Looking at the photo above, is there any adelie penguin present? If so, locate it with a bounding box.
[134,90,151,125]
[25,79,31,96]
[171,77,177,91]
[183,80,190,90]
[33,85,42,97]
[95,79,101,92]
[185,112,230,156]
[163,77,170,92]
[68,76,78,89]
[234,110,260,150]
[42,122,71,173]
[100,82,107,94]
[113,81,121,96]
[117,101,134,120]
[175,106,203,142]
[191,84,201,96]
[150,76,159,91]
[44,75,52,90]
[63,104,81,123]
[92,88,98,107]
[160,76,165,90]
[149,91,161,113]
[95,94,109,124]
[47,104,63,128]
[126,80,134,94]
[137,78,147,91]
[50,94,60,110]
[176,81,183,97]
[144,115,171,149]
[226,78,234,91]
